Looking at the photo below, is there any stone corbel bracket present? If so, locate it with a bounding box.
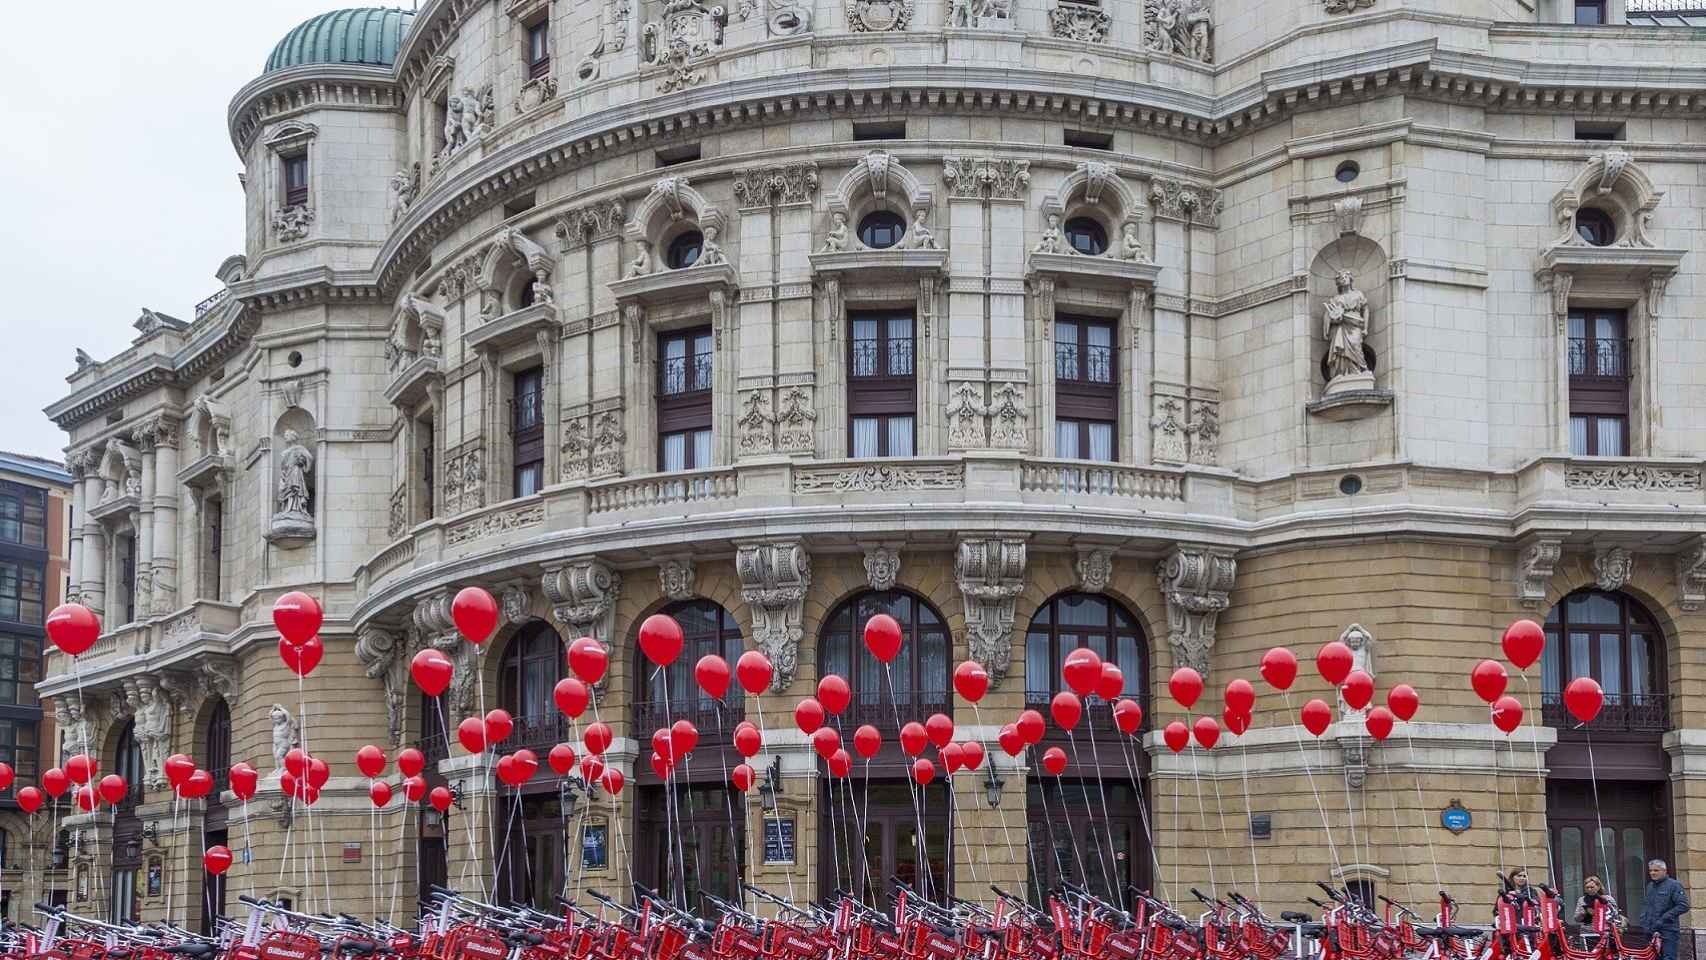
[955,535,1029,689]
[543,560,623,646]
[354,623,415,748]
[736,539,812,692]
[1155,544,1236,675]
[1677,536,1706,613]
[1517,536,1563,609]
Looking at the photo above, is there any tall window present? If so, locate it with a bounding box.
[1054,317,1117,462]
[1027,780,1146,906]
[114,721,143,807]
[206,497,223,601]
[205,701,232,795]
[511,366,545,497]
[1574,0,1605,24]
[636,600,743,732]
[0,719,37,781]
[1568,309,1629,456]
[118,536,137,625]
[498,624,565,751]
[0,563,43,626]
[111,721,144,924]
[526,21,550,79]
[848,312,916,458]
[283,155,309,207]
[421,421,436,519]
[658,329,713,472]
[640,785,743,907]
[1542,589,1666,732]
[819,590,949,727]
[0,483,46,548]
[1024,593,1144,711]
[0,637,42,709]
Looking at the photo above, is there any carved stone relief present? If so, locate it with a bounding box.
[591,410,627,477]
[1593,547,1634,592]
[1143,0,1213,62]
[776,386,817,454]
[1074,547,1113,593]
[989,381,1028,449]
[846,0,913,30]
[1148,177,1223,226]
[1186,399,1219,465]
[1156,545,1236,674]
[554,200,627,252]
[945,0,1010,28]
[947,382,988,448]
[1323,0,1373,11]
[354,625,415,747]
[942,157,1031,201]
[1151,394,1188,464]
[659,558,697,601]
[1049,1,1110,41]
[642,0,728,93]
[1677,537,1706,613]
[561,417,591,481]
[736,540,811,692]
[272,206,315,243]
[737,390,777,456]
[543,560,623,647]
[733,163,820,209]
[955,537,1028,688]
[1518,537,1563,609]
[863,545,901,591]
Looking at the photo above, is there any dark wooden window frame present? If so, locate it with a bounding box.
[1574,0,1606,24]
[1543,589,1667,738]
[1023,592,1146,743]
[510,366,545,498]
[847,311,917,458]
[1054,316,1118,461]
[1063,217,1108,256]
[0,482,47,549]
[526,20,551,80]
[206,496,223,601]
[657,329,713,470]
[817,590,950,735]
[283,154,309,208]
[634,599,744,737]
[667,232,704,270]
[497,623,567,756]
[0,562,44,628]
[1567,309,1629,457]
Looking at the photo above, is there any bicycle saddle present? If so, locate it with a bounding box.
[166,944,218,959]
[336,940,378,957]
[505,931,545,947]
[1281,912,1314,924]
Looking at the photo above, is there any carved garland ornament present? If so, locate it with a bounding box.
[1049,1,1110,42]
[846,0,914,30]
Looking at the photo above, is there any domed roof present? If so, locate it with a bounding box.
[264,8,415,74]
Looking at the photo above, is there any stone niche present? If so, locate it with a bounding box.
[1305,231,1392,422]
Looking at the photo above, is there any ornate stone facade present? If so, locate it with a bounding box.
[1156,545,1235,674]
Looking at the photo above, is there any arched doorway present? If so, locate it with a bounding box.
[109,720,144,922]
[1022,591,1151,906]
[634,600,746,912]
[1542,589,1669,923]
[817,590,952,904]
[493,622,568,908]
[200,700,231,934]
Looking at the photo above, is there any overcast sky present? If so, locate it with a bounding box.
[0,2,356,461]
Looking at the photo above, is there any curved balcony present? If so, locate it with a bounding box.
[1541,692,1669,736]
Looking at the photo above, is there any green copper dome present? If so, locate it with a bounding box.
[264,8,415,74]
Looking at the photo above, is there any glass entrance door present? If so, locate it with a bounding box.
[836,784,948,905]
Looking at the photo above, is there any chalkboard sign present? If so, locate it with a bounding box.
[764,818,795,864]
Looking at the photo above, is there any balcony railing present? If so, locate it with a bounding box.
[851,340,914,378]
[1055,343,1114,384]
[633,696,745,738]
[587,467,737,514]
[659,352,713,396]
[1567,338,1630,379]
[1024,691,1144,740]
[1021,459,1186,501]
[1626,0,1706,22]
[509,391,544,434]
[1542,692,1669,734]
[842,691,951,735]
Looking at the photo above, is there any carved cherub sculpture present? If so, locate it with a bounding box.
[1032,213,1065,254]
[628,241,652,278]
[822,212,849,253]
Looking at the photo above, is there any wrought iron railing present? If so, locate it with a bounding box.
[1629,0,1706,11]
[1023,691,1144,740]
[194,289,230,320]
[1542,692,1669,734]
[659,352,713,396]
[1568,338,1630,379]
[633,697,746,738]
[851,339,914,378]
[1055,344,1114,384]
[842,691,951,735]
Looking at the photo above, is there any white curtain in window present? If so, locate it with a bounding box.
[1087,324,1111,349]
[1055,421,1079,459]
[888,316,913,375]
[1597,417,1625,456]
[662,433,687,472]
[1088,422,1114,462]
[692,429,713,469]
[852,319,878,376]
[852,418,879,458]
[1568,314,1586,340]
[887,416,915,457]
[1570,417,1589,456]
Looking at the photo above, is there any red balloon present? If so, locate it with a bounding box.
[1222,708,1251,736]
[41,768,68,798]
[548,744,576,776]
[203,845,234,876]
[403,776,427,802]
[579,755,605,784]
[496,755,521,787]
[1224,679,1256,716]
[1097,664,1124,702]
[302,785,321,808]
[864,614,903,664]
[638,614,685,668]
[15,786,42,814]
[925,713,954,749]
[554,678,590,719]
[853,725,881,759]
[600,768,625,796]
[732,763,756,792]
[307,757,330,790]
[1388,685,1419,722]
[650,751,673,780]
[794,698,825,735]
[451,587,500,644]
[1192,716,1220,750]
[734,723,762,758]
[1471,659,1509,704]
[182,770,213,800]
[484,709,514,745]
[911,758,936,785]
[812,727,841,761]
[98,774,128,805]
[457,717,488,754]
[1260,647,1298,691]
[961,741,985,771]
[1316,642,1354,686]
[355,746,387,779]
[1168,667,1204,709]
[396,749,425,779]
[65,754,94,785]
[584,722,613,757]
[280,772,298,799]
[695,655,731,701]
[1365,705,1395,741]
[370,781,393,807]
[1491,695,1524,734]
[229,763,258,802]
[899,722,928,757]
[46,603,101,657]
[1163,721,1189,753]
[817,675,851,716]
[1062,648,1103,698]
[828,749,852,778]
[1341,670,1374,711]
[998,724,1024,757]
[410,649,454,697]
[1564,676,1604,724]
[651,728,674,763]
[941,743,965,774]
[75,786,97,812]
[428,786,452,813]
[164,754,195,789]
[671,719,698,758]
[1041,747,1068,776]
[1050,691,1082,733]
[273,592,323,646]
[1300,698,1333,737]
[736,651,773,695]
[279,636,323,677]
[568,637,609,685]
[1016,710,1046,746]
[953,662,989,704]
[1113,699,1143,735]
[1503,619,1546,671]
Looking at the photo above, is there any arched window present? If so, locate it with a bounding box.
[819,590,950,726]
[1024,593,1145,709]
[1576,208,1616,247]
[497,624,566,752]
[635,600,744,733]
[113,721,143,808]
[1064,217,1108,256]
[667,231,703,269]
[110,720,144,923]
[1542,589,1666,732]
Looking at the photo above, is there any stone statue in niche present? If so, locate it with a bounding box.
[269,704,299,773]
[1337,623,1375,719]
[1145,0,1213,63]
[134,681,173,788]
[1322,270,1372,395]
[270,429,316,544]
[821,213,849,253]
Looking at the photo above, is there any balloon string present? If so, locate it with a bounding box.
[1029,747,1074,894]
[1379,746,1412,911]
[882,663,931,903]
[858,756,873,906]
[1519,672,1555,885]
[1185,730,1218,896]
[968,705,1019,889]
[748,695,793,903]
[1238,737,1260,905]
[1081,716,1125,907]
[1280,690,1344,881]
[712,703,742,910]
[388,793,408,926]
[1584,723,1612,901]
[1404,729,1443,896]
[1115,731,1165,905]
[1066,731,1115,900]
[585,683,631,897]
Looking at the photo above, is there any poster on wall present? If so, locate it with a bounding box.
[764,818,795,865]
[582,825,608,868]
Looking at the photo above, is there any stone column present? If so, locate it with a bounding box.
[79,463,107,616]
[148,418,180,615]
[66,457,86,602]
[182,487,202,605]
[132,430,156,616]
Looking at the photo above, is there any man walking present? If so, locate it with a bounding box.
[1640,859,1691,960]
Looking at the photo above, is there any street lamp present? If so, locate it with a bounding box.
[984,760,1004,809]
